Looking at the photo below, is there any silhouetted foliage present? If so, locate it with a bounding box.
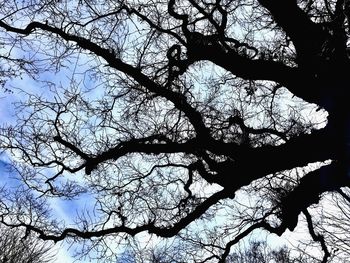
[1,0,350,262]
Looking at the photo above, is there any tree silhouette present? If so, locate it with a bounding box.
[1,0,350,262]
[0,224,54,263]
[227,239,319,263]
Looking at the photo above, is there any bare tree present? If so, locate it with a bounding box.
[1,0,350,262]
[0,224,55,263]
[117,238,318,263]
[227,239,318,263]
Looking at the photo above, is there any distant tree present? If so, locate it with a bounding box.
[116,240,187,263]
[121,239,318,263]
[0,224,54,263]
[1,0,350,262]
[228,240,317,263]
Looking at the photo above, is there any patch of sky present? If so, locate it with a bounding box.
[0,152,25,188]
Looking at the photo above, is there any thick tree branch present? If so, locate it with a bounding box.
[199,126,334,190]
[84,136,199,175]
[184,33,333,108]
[303,209,330,263]
[257,0,329,61]
[280,162,350,231]
[53,135,89,160]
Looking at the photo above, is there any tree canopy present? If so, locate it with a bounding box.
[1,0,350,262]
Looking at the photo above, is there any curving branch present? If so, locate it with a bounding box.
[1,188,233,242]
[303,209,330,263]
